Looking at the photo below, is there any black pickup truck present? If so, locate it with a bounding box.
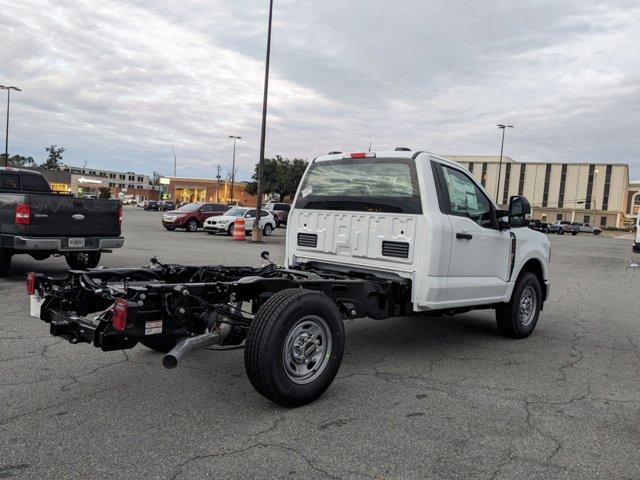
[0,167,123,276]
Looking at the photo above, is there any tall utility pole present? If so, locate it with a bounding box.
[216,164,222,203]
[0,85,21,167]
[228,135,241,205]
[592,169,598,225]
[495,124,514,204]
[252,0,274,242]
[171,142,177,176]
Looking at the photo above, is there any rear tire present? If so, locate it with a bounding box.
[263,224,273,236]
[65,251,101,270]
[496,272,541,339]
[0,251,12,277]
[244,288,345,407]
[140,335,179,353]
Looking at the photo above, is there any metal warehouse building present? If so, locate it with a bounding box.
[445,156,629,228]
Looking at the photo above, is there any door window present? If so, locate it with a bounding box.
[200,204,213,212]
[437,164,494,228]
[246,209,256,218]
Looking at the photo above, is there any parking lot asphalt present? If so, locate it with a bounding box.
[1,207,639,480]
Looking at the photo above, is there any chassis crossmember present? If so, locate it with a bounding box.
[29,256,411,406]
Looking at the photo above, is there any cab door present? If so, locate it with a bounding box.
[433,162,512,305]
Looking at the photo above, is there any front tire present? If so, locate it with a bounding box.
[186,219,198,232]
[65,251,101,270]
[0,251,12,277]
[496,272,541,339]
[244,288,345,407]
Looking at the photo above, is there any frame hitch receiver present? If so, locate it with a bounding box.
[162,331,223,370]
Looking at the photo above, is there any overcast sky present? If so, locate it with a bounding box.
[1,0,639,180]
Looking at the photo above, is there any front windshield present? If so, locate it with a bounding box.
[295,158,421,213]
[224,208,247,216]
[177,203,201,212]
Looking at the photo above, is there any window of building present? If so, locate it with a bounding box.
[542,164,552,208]
[468,163,474,174]
[556,213,563,221]
[518,164,526,196]
[583,215,590,224]
[602,165,612,211]
[119,183,125,188]
[119,174,125,180]
[502,163,511,205]
[558,164,567,208]
[600,216,607,227]
[109,173,115,179]
[137,176,143,182]
[128,175,134,181]
[585,164,595,210]
[541,214,547,222]
[481,162,488,187]
[109,182,115,187]
[128,184,134,189]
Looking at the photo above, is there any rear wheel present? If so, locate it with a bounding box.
[140,335,179,353]
[0,251,12,277]
[496,272,541,339]
[594,230,601,235]
[186,219,198,232]
[65,251,101,270]
[245,288,345,407]
[263,223,273,236]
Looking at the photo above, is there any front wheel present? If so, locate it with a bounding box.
[244,288,345,407]
[594,231,601,236]
[65,251,101,270]
[558,229,564,235]
[495,272,541,339]
[186,219,198,232]
[263,223,273,236]
[571,231,578,236]
[0,251,12,277]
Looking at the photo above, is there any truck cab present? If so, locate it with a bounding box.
[286,150,550,318]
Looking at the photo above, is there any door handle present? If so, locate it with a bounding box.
[456,232,473,240]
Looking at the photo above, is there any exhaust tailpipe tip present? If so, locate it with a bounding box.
[162,354,178,369]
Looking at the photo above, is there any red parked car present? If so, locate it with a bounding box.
[161,203,228,232]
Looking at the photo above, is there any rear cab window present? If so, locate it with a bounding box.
[295,158,422,213]
[1,173,20,189]
[20,172,51,191]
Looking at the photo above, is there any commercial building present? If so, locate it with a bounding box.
[446,156,630,228]
[160,176,256,206]
[34,166,159,200]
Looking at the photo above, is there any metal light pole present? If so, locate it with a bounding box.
[495,124,514,204]
[252,0,274,242]
[1,85,21,166]
[592,169,598,225]
[228,135,241,205]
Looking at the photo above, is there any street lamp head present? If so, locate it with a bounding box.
[497,124,514,129]
[228,135,241,140]
[0,85,21,91]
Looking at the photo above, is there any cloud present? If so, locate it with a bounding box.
[0,0,638,180]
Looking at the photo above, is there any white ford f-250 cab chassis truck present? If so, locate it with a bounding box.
[28,149,550,407]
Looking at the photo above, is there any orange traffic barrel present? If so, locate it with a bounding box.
[233,217,246,240]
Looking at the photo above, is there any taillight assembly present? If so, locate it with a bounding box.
[112,298,128,331]
[118,205,123,227]
[26,272,36,295]
[15,203,31,225]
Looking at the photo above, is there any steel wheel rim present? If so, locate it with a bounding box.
[519,285,537,327]
[283,315,332,384]
[264,225,272,235]
[188,221,197,231]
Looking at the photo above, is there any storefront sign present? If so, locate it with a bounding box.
[78,176,102,184]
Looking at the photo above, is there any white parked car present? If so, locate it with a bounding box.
[203,207,276,236]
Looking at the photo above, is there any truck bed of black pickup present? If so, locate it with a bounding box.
[0,167,123,275]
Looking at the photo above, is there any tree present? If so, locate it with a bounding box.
[41,145,65,171]
[98,187,112,199]
[245,156,308,201]
[151,171,162,191]
[2,154,36,168]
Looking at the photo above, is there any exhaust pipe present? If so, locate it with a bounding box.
[162,331,222,369]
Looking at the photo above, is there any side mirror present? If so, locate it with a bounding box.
[508,196,531,227]
[495,208,509,230]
